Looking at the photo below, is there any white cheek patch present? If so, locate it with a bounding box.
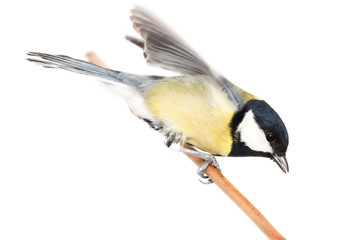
[237,110,273,154]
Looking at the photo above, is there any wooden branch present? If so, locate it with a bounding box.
[86,52,107,68]
[184,145,285,240]
[86,52,286,240]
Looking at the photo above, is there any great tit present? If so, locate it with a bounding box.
[27,7,289,181]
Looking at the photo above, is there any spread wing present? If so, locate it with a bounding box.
[126,6,244,110]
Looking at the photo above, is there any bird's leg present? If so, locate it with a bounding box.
[164,132,183,149]
[164,132,221,184]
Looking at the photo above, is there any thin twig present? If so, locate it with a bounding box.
[86,52,286,240]
[86,52,107,68]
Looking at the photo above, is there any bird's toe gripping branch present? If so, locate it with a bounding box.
[164,132,221,184]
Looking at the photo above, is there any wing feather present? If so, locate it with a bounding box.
[127,6,244,109]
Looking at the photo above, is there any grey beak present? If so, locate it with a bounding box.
[273,154,289,173]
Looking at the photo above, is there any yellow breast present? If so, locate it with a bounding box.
[143,76,238,156]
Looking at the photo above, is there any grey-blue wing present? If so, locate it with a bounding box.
[127,6,244,110]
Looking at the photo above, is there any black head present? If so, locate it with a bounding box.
[229,99,289,173]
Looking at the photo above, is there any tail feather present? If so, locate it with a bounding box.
[27,52,122,84]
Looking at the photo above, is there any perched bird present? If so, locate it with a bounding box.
[27,7,289,182]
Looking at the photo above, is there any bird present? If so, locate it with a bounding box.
[27,6,289,183]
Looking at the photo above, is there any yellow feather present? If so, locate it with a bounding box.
[143,76,256,156]
[232,84,259,103]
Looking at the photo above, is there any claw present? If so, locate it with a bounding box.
[197,160,211,178]
[212,159,222,173]
[199,178,213,184]
[197,158,221,175]
[175,142,221,184]
[197,164,213,184]
[196,157,222,184]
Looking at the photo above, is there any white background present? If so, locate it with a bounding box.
[1,0,360,239]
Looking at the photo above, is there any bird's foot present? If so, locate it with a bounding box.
[197,157,221,184]
[164,133,222,184]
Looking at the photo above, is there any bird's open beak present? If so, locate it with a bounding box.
[272,154,289,174]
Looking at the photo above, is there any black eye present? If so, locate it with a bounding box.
[266,132,276,142]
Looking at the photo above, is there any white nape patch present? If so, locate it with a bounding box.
[103,83,154,120]
[237,110,273,154]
